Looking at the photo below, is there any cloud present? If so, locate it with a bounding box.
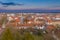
[0,1,24,7]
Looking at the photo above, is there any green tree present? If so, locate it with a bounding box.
[33,30,44,40]
[15,31,23,40]
[1,28,15,40]
[0,16,7,25]
[23,32,34,40]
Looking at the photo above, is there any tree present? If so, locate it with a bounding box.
[33,30,44,40]
[14,31,23,40]
[23,32,34,40]
[1,28,15,40]
[0,16,7,25]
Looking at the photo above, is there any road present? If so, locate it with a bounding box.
[52,31,60,40]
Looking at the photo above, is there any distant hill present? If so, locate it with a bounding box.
[0,9,60,13]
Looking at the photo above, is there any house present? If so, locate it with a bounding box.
[46,25,56,32]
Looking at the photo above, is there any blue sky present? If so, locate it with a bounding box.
[0,0,60,10]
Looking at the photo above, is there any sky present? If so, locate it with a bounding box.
[0,0,60,10]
